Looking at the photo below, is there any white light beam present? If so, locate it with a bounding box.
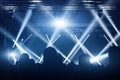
[103,10,120,35]
[91,10,118,46]
[13,9,32,48]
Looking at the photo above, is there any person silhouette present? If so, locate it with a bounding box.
[42,47,71,80]
[108,46,120,67]
[43,47,59,65]
[104,46,120,79]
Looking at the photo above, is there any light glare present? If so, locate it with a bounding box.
[52,18,69,28]
[90,53,108,64]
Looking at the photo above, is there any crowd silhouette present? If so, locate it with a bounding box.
[0,46,120,80]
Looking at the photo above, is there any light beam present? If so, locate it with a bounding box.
[103,10,120,35]
[91,10,118,46]
[13,9,32,47]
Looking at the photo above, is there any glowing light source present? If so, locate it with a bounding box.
[90,53,108,64]
[9,52,17,58]
[52,18,69,28]
[8,52,17,64]
[97,32,120,57]
[30,0,42,3]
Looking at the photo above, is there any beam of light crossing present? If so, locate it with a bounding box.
[13,40,41,62]
[0,26,41,62]
[52,34,61,45]
[91,10,118,46]
[63,19,98,63]
[1,2,53,45]
[46,34,50,42]
[73,34,90,54]
[97,32,120,57]
[53,46,71,63]
[46,34,61,47]
[27,26,69,62]
[0,3,58,62]
[104,34,113,46]
[63,29,101,65]
[65,34,90,64]
[14,14,48,44]
[49,29,60,43]
[76,36,102,65]
[13,40,27,53]
[13,9,32,48]
[45,34,71,62]
[103,10,120,35]
[90,53,108,64]
[46,34,52,47]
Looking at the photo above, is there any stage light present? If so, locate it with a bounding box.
[90,53,108,64]
[52,18,69,29]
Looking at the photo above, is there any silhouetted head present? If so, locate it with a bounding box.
[19,53,29,61]
[109,46,120,66]
[43,47,59,64]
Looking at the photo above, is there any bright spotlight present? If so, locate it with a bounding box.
[9,53,17,58]
[90,57,99,64]
[8,52,18,64]
[90,53,108,64]
[52,18,69,28]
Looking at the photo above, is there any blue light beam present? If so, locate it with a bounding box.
[103,10,120,35]
[13,9,32,48]
[97,32,120,57]
[63,29,101,65]
[91,10,118,46]
[104,34,113,46]
[90,53,108,64]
